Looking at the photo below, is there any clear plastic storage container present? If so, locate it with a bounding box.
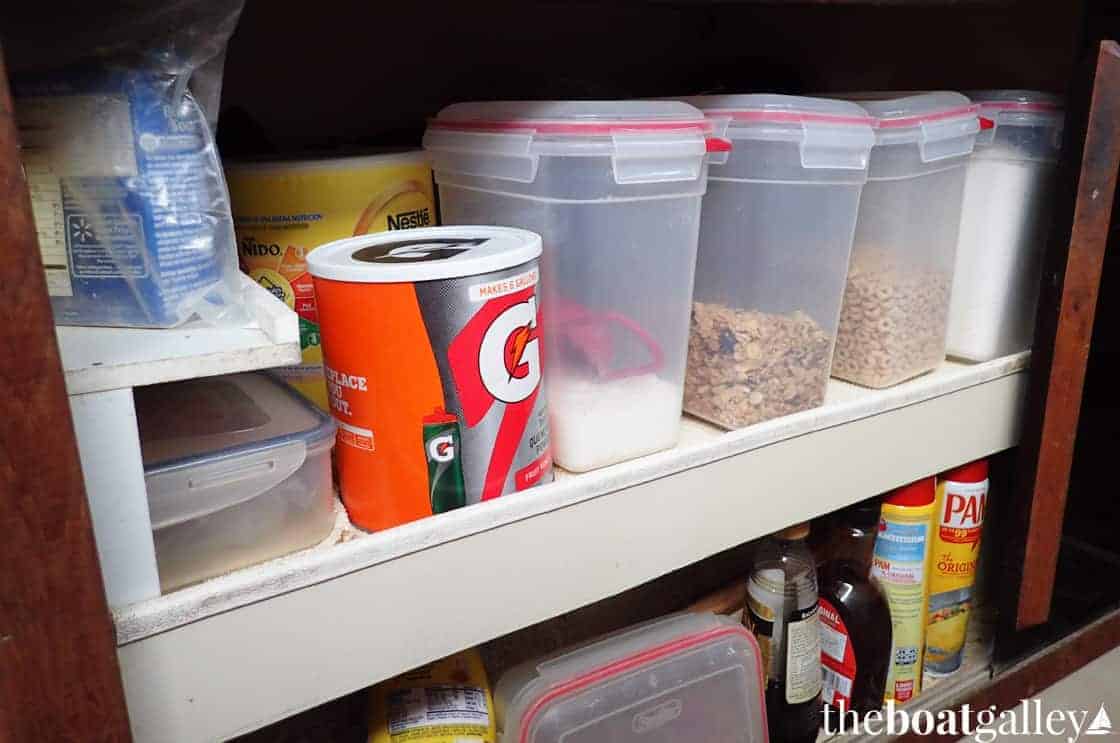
[494,613,767,743]
[947,91,1064,361]
[136,372,337,591]
[425,101,721,471]
[833,92,980,388]
[682,95,875,428]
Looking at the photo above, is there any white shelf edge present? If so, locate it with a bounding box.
[114,353,1028,644]
[58,275,301,395]
[114,353,1029,743]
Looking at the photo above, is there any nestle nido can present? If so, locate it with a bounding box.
[307,226,553,531]
[226,151,437,411]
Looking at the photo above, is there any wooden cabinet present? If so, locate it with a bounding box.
[2,2,1119,740]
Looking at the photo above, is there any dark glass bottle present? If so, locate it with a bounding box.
[815,500,893,715]
[745,523,822,743]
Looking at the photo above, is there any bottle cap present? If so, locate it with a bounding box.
[776,522,811,540]
[885,477,936,507]
[839,498,882,528]
[941,459,989,483]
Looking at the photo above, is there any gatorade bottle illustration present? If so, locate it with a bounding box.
[422,408,467,513]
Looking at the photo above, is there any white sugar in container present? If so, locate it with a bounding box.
[425,101,722,471]
[946,91,1064,362]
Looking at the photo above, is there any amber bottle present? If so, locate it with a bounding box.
[814,500,893,715]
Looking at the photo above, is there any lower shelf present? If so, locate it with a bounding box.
[114,353,1028,742]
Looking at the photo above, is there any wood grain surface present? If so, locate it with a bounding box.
[0,50,133,742]
[1009,39,1120,632]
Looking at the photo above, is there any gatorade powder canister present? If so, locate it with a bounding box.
[307,227,553,531]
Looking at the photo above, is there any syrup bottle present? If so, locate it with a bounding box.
[815,499,893,715]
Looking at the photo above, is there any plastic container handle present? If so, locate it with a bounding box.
[146,440,308,530]
[599,311,665,380]
[704,115,734,166]
[611,132,707,184]
[918,116,981,163]
[553,301,665,380]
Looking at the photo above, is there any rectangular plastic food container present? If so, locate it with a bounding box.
[946,91,1064,361]
[832,92,980,388]
[683,94,875,428]
[425,101,721,472]
[136,372,337,592]
[493,612,767,743]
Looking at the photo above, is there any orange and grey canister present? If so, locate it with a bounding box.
[306,226,553,531]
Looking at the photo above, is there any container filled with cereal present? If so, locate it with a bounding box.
[833,92,980,388]
[682,95,875,428]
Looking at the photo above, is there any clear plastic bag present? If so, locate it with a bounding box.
[8,0,248,327]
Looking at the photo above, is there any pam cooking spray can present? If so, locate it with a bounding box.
[926,459,989,675]
[308,226,553,531]
[871,478,936,703]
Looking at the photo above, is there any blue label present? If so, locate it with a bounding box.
[873,520,929,563]
[17,66,231,327]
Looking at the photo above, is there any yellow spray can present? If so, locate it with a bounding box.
[926,459,988,676]
[871,477,936,703]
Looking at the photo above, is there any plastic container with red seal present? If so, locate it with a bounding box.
[947,91,1065,362]
[425,101,726,471]
[493,612,768,743]
[680,94,875,428]
[833,92,980,388]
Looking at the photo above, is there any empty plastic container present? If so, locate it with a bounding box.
[947,91,1064,361]
[682,95,875,428]
[425,101,722,471]
[833,93,980,388]
[136,372,337,591]
[494,613,767,743]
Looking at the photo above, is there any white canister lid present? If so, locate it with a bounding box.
[966,90,1064,155]
[306,225,542,284]
[428,100,713,137]
[423,100,728,185]
[860,91,977,127]
[683,94,875,169]
[967,89,1063,113]
[684,93,873,125]
[856,91,980,161]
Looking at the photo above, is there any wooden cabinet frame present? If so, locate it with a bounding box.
[1,7,1119,741]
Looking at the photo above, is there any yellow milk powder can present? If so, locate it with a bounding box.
[227,151,437,409]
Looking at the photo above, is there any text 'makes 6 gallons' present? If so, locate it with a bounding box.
[307,227,553,533]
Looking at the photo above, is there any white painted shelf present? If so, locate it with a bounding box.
[62,276,301,608]
[58,274,300,395]
[113,353,1029,743]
